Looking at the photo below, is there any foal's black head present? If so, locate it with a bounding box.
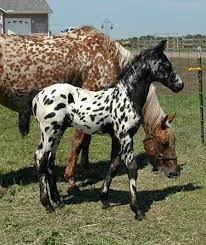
[140,40,184,93]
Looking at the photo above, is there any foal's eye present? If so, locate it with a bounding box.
[160,62,171,70]
[164,62,171,70]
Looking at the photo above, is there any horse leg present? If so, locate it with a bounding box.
[100,137,121,208]
[80,134,91,169]
[35,127,63,213]
[64,130,90,192]
[18,103,32,136]
[45,128,65,208]
[47,153,64,208]
[35,148,54,213]
[120,134,144,221]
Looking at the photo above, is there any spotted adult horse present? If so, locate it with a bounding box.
[0,26,178,195]
[33,41,184,220]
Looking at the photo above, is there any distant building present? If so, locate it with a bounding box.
[0,0,52,35]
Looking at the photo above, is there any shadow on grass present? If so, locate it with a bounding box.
[63,183,202,216]
[0,152,150,188]
[75,152,150,185]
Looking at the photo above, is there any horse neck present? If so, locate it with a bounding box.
[142,84,166,135]
[120,59,153,115]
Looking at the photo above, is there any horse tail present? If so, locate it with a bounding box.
[18,104,32,136]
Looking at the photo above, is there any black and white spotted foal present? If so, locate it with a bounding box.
[33,40,183,220]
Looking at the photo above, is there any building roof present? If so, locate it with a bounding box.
[0,0,52,14]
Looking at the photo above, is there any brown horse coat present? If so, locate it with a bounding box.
[0,26,130,112]
[0,26,131,135]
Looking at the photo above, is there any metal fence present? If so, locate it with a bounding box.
[122,35,206,51]
[156,48,206,147]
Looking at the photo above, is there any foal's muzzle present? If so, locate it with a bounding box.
[171,82,184,93]
[169,74,184,93]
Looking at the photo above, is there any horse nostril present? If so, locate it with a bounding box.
[175,81,184,90]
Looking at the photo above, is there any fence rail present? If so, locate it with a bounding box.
[120,36,206,51]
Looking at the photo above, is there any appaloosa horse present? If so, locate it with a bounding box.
[0,26,176,193]
[33,40,183,220]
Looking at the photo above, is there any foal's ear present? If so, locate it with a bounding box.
[161,114,176,129]
[153,40,167,54]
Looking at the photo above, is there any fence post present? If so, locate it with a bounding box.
[197,46,205,144]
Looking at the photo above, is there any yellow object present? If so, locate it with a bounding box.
[188,67,202,72]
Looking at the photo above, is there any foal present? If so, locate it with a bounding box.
[33,40,183,220]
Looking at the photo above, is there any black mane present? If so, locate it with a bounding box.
[117,46,155,81]
[117,53,142,81]
[118,40,167,81]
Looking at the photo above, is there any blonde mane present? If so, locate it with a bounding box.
[143,85,166,134]
[142,85,175,145]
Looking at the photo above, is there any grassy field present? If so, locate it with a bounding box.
[0,92,205,244]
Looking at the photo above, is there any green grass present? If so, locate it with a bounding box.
[0,93,205,244]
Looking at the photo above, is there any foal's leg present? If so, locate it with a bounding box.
[100,137,121,208]
[35,128,63,213]
[46,128,65,207]
[47,152,63,208]
[120,135,144,220]
[35,146,54,213]
[64,130,91,190]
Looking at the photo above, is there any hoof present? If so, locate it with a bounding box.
[67,185,81,196]
[46,205,55,213]
[134,210,145,221]
[101,199,110,209]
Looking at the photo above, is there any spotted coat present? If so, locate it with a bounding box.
[33,82,140,156]
[0,26,128,112]
[32,41,183,220]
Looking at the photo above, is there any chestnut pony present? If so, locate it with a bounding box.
[0,26,176,192]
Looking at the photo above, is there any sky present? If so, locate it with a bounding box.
[48,0,206,39]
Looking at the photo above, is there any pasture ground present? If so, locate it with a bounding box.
[0,92,205,244]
